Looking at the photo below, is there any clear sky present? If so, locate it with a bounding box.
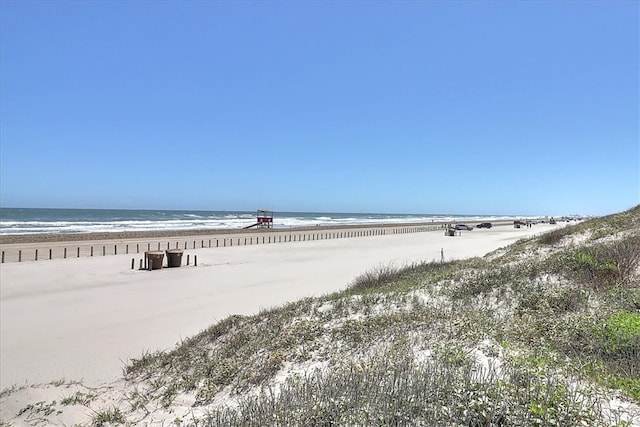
[1,0,638,216]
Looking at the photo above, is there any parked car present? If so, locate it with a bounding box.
[476,222,493,229]
[454,224,473,231]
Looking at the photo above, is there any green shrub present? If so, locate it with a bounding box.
[569,250,618,285]
[596,311,640,355]
[551,245,626,290]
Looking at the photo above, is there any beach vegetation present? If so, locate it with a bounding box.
[346,259,463,294]
[91,407,125,426]
[60,391,97,406]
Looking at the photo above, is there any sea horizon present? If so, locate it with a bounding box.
[0,207,544,235]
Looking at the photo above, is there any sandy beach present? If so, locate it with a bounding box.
[0,223,555,390]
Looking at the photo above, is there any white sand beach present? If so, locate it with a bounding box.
[0,223,555,390]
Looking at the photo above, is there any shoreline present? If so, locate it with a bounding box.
[0,220,514,245]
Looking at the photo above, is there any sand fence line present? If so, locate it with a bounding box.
[0,224,448,263]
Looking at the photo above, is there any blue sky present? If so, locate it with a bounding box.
[1,1,638,216]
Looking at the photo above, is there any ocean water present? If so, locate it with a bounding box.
[0,208,522,235]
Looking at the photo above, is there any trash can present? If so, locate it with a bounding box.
[165,249,184,268]
[447,229,456,236]
[146,251,164,270]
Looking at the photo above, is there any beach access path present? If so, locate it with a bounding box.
[0,223,556,390]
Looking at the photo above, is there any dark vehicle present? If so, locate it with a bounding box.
[454,224,473,231]
[476,222,493,229]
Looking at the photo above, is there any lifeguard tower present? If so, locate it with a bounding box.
[256,210,273,229]
[242,209,274,229]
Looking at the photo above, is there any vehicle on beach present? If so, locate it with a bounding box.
[476,222,492,229]
[454,224,473,231]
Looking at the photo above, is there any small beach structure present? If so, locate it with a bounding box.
[165,249,184,267]
[256,210,273,228]
[145,251,164,270]
[243,210,274,229]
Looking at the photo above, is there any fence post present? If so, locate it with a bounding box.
[91,246,94,257]
[114,245,117,255]
[19,250,22,262]
[186,254,190,265]
[131,258,135,269]
[49,249,52,260]
[194,255,197,266]
[35,249,38,261]
[1,251,4,263]
[103,246,106,256]
[64,248,66,259]
[78,247,80,258]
